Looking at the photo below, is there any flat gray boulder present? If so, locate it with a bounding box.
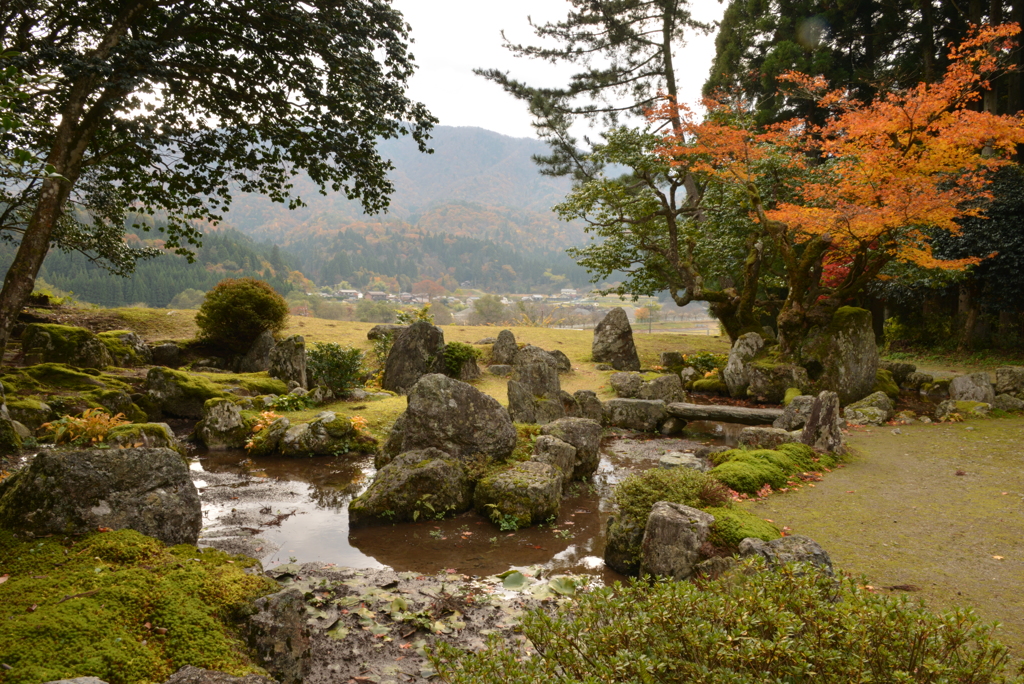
[474,461,563,528]
[592,307,640,371]
[843,390,894,426]
[739,534,833,574]
[0,447,200,545]
[603,398,667,432]
[738,426,797,449]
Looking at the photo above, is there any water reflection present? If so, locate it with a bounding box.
[193,430,726,582]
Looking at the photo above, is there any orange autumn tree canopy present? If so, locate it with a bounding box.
[653,23,1024,276]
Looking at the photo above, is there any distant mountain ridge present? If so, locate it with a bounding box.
[221,125,585,251]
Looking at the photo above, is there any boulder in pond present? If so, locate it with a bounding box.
[604,513,644,576]
[474,461,563,528]
[842,390,894,426]
[640,502,714,580]
[246,416,290,458]
[398,374,516,465]
[490,329,518,365]
[540,417,603,480]
[592,307,640,371]
[0,447,201,545]
[739,534,833,574]
[530,435,577,486]
[349,448,472,526]
[21,323,112,369]
[196,398,251,450]
[603,398,667,433]
[800,391,844,453]
[722,332,764,398]
[381,321,445,394]
[949,372,995,404]
[797,306,878,405]
[269,335,307,390]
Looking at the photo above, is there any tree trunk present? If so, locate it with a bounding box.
[0,177,69,362]
[957,282,979,351]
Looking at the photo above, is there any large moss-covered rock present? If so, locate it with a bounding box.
[935,399,992,421]
[381,321,445,394]
[603,398,667,432]
[797,307,879,405]
[6,398,54,430]
[88,389,147,424]
[592,307,640,371]
[800,391,845,453]
[398,374,516,464]
[0,447,200,545]
[880,360,916,387]
[745,359,809,404]
[349,449,472,526]
[604,513,644,576]
[842,390,894,426]
[474,461,563,529]
[540,417,603,480]
[0,417,23,455]
[106,423,182,454]
[512,345,561,398]
[872,368,900,400]
[246,416,290,457]
[145,367,229,418]
[97,330,153,367]
[278,411,375,457]
[21,323,112,369]
[530,435,577,486]
[195,398,252,450]
[995,366,1024,396]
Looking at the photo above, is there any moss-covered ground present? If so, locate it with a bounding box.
[744,417,1024,655]
[0,529,277,684]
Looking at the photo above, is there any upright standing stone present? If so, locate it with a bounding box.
[381,321,446,394]
[639,503,714,580]
[491,329,519,365]
[797,306,878,405]
[801,390,844,453]
[269,335,307,389]
[592,307,641,371]
[239,330,276,373]
[722,332,764,398]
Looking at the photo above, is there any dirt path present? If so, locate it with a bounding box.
[745,417,1024,655]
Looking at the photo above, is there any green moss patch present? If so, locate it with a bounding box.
[705,506,781,547]
[21,324,98,361]
[2,364,128,395]
[202,372,288,397]
[0,529,276,684]
[614,467,713,522]
[710,443,836,496]
[692,377,729,395]
[782,387,802,406]
[97,331,147,366]
[873,368,900,400]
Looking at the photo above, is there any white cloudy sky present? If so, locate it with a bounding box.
[390,0,726,140]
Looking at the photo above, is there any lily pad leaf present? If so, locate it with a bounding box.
[548,577,576,597]
[325,620,350,641]
[502,571,527,590]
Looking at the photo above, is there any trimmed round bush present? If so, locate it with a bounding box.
[195,278,288,354]
[704,506,781,547]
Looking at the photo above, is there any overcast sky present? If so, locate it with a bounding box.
[390,0,726,140]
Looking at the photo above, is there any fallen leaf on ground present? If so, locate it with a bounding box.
[0,574,8,585]
[993,556,1005,560]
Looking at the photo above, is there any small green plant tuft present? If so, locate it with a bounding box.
[307,342,364,394]
[443,341,482,377]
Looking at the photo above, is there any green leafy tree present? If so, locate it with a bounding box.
[0,0,435,357]
[196,278,289,354]
[471,294,507,326]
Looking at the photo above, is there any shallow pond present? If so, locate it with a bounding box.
[191,423,739,583]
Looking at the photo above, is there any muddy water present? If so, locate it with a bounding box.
[192,427,738,584]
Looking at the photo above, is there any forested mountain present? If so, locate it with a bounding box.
[222,125,584,252]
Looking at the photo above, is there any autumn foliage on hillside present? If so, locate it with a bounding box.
[654,23,1024,352]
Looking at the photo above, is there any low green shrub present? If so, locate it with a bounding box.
[307,342,364,393]
[443,341,482,377]
[196,277,288,354]
[431,559,1024,683]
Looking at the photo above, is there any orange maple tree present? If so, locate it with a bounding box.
[654,23,1024,353]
